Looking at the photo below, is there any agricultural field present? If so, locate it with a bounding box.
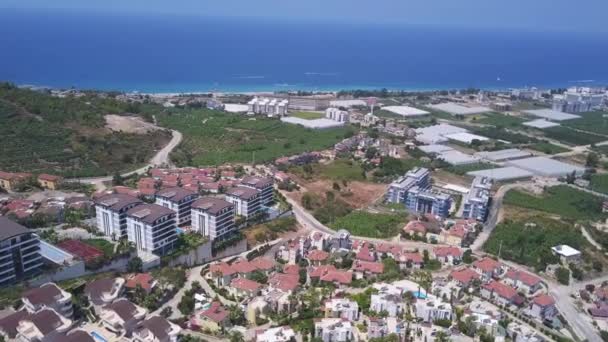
[290,111,325,120]
[562,111,608,136]
[527,142,569,155]
[0,83,171,177]
[476,112,526,127]
[542,126,606,146]
[319,159,366,181]
[590,174,608,195]
[483,216,586,271]
[503,185,605,221]
[157,109,352,166]
[330,211,406,238]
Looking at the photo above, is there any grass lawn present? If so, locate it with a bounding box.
[331,211,406,238]
[590,174,608,195]
[444,162,497,176]
[158,109,352,166]
[563,111,608,137]
[290,111,325,120]
[318,159,366,181]
[527,142,569,155]
[476,112,526,127]
[84,239,115,258]
[503,185,605,221]
[483,216,586,270]
[543,126,606,146]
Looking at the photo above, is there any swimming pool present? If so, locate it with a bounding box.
[413,290,427,299]
[91,331,108,342]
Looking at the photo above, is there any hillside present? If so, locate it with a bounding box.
[0,83,171,177]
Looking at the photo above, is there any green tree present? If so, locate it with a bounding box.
[127,257,143,273]
[587,152,600,167]
[555,267,570,285]
[229,331,245,342]
[462,249,474,264]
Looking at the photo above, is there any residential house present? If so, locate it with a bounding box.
[21,282,73,319]
[256,326,296,342]
[450,268,481,288]
[249,257,276,275]
[314,318,355,342]
[352,260,384,280]
[472,257,503,281]
[225,186,261,218]
[324,298,359,321]
[241,176,274,206]
[155,187,199,226]
[15,308,72,342]
[95,193,143,239]
[0,310,29,340]
[481,281,523,307]
[0,217,42,286]
[229,278,262,298]
[209,262,236,287]
[330,229,352,252]
[133,315,181,342]
[415,297,453,323]
[126,204,178,256]
[503,270,542,295]
[84,277,126,307]
[125,273,157,294]
[528,294,557,320]
[551,245,582,264]
[0,171,31,192]
[193,302,230,333]
[433,246,463,265]
[100,299,147,337]
[37,174,62,190]
[268,273,300,294]
[310,231,328,251]
[191,197,235,240]
[370,293,405,317]
[307,249,330,266]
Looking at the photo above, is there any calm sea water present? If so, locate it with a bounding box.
[1,9,607,92]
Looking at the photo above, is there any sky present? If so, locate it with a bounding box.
[3,0,608,33]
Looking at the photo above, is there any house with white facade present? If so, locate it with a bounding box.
[15,308,72,342]
[100,299,147,337]
[225,186,261,218]
[94,194,142,239]
[314,318,355,342]
[21,283,73,319]
[370,293,405,317]
[256,326,296,342]
[132,315,181,342]
[84,277,126,308]
[324,298,359,321]
[415,296,452,323]
[155,187,199,226]
[191,197,235,240]
[126,204,178,256]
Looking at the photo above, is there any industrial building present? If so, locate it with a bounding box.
[523,109,580,121]
[506,156,585,177]
[462,177,493,222]
[429,103,491,116]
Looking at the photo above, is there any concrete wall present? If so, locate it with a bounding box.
[167,238,248,268]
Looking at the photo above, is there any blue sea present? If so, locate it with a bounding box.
[1,9,607,93]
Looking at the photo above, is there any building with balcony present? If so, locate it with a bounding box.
[225,186,261,218]
[462,176,492,222]
[100,299,147,337]
[256,326,296,342]
[84,277,126,307]
[324,298,359,321]
[15,308,72,342]
[240,176,274,206]
[21,282,73,319]
[314,318,354,342]
[133,315,181,342]
[191,197,235,240]
[386,167,430,204]
[95,194,143,240]
[155,187,199,226]
[0,217,42,286]
[415,297,453,323]
[126,204,178,256]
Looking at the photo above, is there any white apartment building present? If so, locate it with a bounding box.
[0,217,42,286]
[256,326,296,342]
[240,176,274,206]
[370,293,405,317]
[462,176,492,222]
[100,299,147,337]
[314,318,355,342]
[94,194,143,239]
[415,296,453,323]
[133,315,182,342]
[15,308,72,342]
[225,186,261,218]
[191,197,235,240]
[126,204,178,256]
[247,97,289,117]
[21,282,73,319]
[325,107,350,123]
[553,87,605,113]
[155,187,199,226]
[325,298,359,321]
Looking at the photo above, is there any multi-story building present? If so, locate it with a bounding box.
[21,283,73,319]
[133,315,182,342]
[95,194,143,239]
[325,108,350,123]
[553,87,605,113]
[126,204,178,256]
[370,293,405,317]
[247,97,289,117]
[100,299,147,337]
[324,298,359,321]
[0,217,42,286]
[191,197,235,240]
[462,176,492,221]
[155,187,199,226]
[386,167,430,203]
[225,186,261,218]
[415,297,453,323]
[406,187,452,219]
[240,176,274,206]
[37,174,62,190]
[15,308,72,342]
[314,318,354,342]
[0,171,31,192]
[256,326,296,342]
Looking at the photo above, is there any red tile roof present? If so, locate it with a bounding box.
[309,265,337,278]
[533,294,555,307]
[230,278,262,292]
[38,174,62,182]
[320,270,353,285]
[356,244,376,262]
[283,264,300,275]
[450,268,480,285]
[353,261,384,274]
[269,273,299,292]
[484,280,518,300]
[210,262,235,276]
[125,273,156,291]
[249,257,275,271]
[433,246,463,258]
[473,257,501,273]
[404,221,427,234]
[200,302,229,323]
[505,270,541,287]
[308,249,330,262]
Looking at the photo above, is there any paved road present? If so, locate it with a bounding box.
[66,129,182,189]
[152,264,205,320]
